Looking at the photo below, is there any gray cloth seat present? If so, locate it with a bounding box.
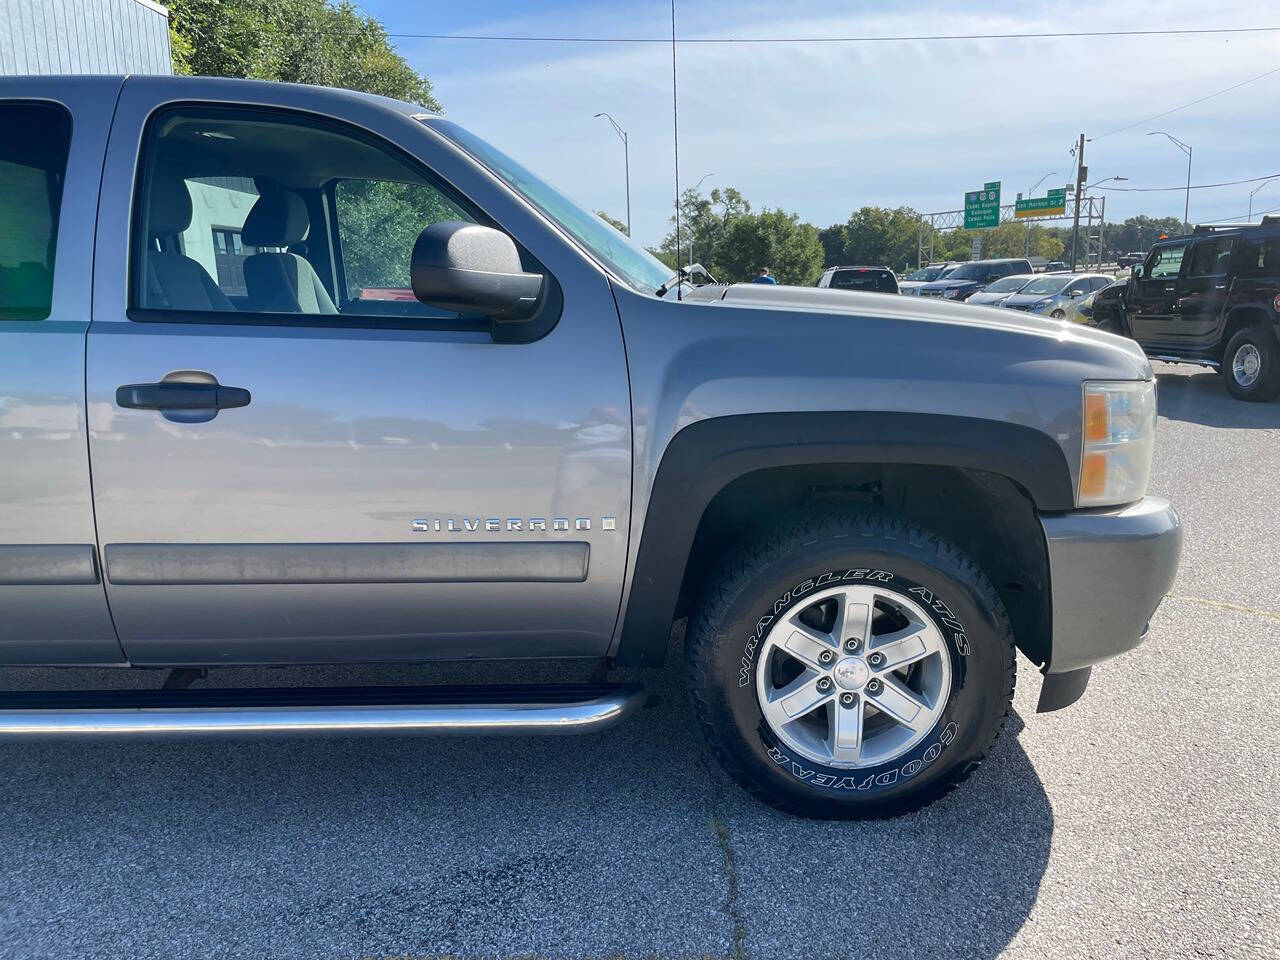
[143,174,233,311]
[241,183,337,314]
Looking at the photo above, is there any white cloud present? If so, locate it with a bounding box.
[402,0,1280,245]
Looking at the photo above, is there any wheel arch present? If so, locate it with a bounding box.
[1221,303,1276,358]
[614,412,1068,669]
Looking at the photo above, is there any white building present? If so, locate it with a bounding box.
[1,0,172,75]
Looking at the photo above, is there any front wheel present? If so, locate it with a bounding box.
[686,509,1015,819]
[1223,326,1280,402]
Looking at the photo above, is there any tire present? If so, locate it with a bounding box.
[1223,326,1280,402]
[1051,309,1066,319]
[687,509,1015,819]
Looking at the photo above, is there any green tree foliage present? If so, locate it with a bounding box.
[595,211,628,233]
[167,0,439,109]
[838,206,921,272]
[716,208,825,285]
[1104,216,1186,255]
[334,180,465,295]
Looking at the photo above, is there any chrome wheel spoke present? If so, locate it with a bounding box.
[866,674,931,731]
[830,696,863,763]
[774,674,830,720]
[834,594,872,648]
[870,625,931,672]
[780,625,837,671]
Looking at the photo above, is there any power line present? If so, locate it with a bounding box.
[388,25,1280,43]
[1093,65,1280,140]
[1094,172,1280,192]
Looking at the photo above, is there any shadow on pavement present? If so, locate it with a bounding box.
[1156,364,1280,429]
[0,655,1052,960]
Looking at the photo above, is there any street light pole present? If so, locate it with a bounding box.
[1081,177,1127,266]
[1248,177,1279,220]
[1024,171,1057,257]
[1148,131,1192,232]
[688,172,714,267]
[594,112,631,236]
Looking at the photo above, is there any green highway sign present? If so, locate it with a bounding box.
[964,181,1001,229]
[1015,187,1067,219]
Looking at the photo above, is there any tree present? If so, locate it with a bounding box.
[818,223,845,267]
[1105,216,1185,256]
[659,186,751,271]
[167,0,439,109]
[716,208,824,285]
[839,206,921,272]
[596,211,628,233]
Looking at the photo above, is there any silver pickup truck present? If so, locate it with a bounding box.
[0,75,1181,818]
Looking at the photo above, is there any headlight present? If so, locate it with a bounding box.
[1078,380,1157,507]
[943,288,959,299]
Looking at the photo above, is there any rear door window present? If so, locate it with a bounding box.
[829,269,896,293]
[0,103,72,320]
[1185,237,1233,277]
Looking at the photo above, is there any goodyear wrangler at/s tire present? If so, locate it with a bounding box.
[687,510,1016,819]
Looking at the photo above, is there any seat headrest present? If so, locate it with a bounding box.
[148,173,193,237]
[242,181,310,247]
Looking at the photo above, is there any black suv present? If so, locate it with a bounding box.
[1089,219,1280,401]
[916,258,1034,301]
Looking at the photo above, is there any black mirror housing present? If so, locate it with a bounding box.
[411,221,544,320]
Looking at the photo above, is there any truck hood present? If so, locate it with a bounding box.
[679,282,1150,371]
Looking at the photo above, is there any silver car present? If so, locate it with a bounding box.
[966,273,1035,307]
[1000,273,1115,318]
[898,262,958,295]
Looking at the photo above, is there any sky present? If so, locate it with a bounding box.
[354,0,1280,248]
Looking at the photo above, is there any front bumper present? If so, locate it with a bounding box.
[1036,496,1182,710]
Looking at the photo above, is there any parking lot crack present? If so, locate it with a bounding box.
[711,817,748,960]
[1167,592,1280,623]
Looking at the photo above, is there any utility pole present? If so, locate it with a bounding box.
[1069,133,1086,271]
[1148,131,1192,232]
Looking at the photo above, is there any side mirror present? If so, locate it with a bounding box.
[411,221,544,322]
[1131,263,1145,279]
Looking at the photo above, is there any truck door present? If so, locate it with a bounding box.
[1126,241,1189,345]
[1175,234,1234,349]
[0,80,124,665]
[86,78,632,666]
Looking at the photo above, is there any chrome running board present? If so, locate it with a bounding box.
[0,683,645,738]
[1147,354,1219,369]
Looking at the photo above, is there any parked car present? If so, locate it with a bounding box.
[1116,252,1147,268]
[0,74,1182,820]
[916,258,1035,300]
[1089,220,1280,401]
[966,273,1035,307]
[1043,261,1068,272]
[817,265,899,294]
[898,262,957,295]
[1001,273,1115,318]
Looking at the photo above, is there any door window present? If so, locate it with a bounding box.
[1237,237,1280,277]
[1185,238,1233,277]
[1147,244,1187,279]
[130,107,484,325]
[0,103,71,320]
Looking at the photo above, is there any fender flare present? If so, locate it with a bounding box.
[614,411,1073,666]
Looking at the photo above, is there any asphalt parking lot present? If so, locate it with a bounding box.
[1,363,1277,960]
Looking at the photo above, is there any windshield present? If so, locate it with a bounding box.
[1018,276,1073,296]
[986,275,1031,293]
[905,265,945,281]
[425,119,674,296]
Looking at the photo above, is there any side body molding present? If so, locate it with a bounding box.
[614,411,1073,666]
